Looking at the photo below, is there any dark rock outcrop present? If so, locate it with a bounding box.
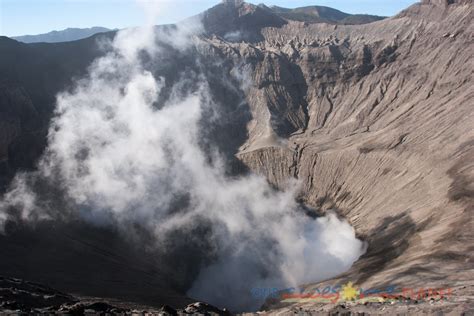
[0,276,230,315]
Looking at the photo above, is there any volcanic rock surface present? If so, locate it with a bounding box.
[0,276,229,315]
[0,0,473,314]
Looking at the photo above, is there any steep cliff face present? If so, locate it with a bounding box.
[224,1,474,309]
[0,36,108,191]
[156,0,474,310]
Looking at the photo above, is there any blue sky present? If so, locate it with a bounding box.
[0,0,418,37]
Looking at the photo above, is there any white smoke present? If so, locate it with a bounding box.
[0,2,365,313]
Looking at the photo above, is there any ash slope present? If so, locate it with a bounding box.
[195,0,474,310]
[0,0,473,313]
[229,0,474,311]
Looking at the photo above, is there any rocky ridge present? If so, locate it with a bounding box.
[12,27,112,44]
[0,276,230,315]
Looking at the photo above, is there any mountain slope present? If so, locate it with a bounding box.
[197,0,473,311]
[12,27,111,43]
[0,34,113,191]
[267,5,385,24]
[227,0,473,311]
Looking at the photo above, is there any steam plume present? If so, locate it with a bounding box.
[0,2,365,312]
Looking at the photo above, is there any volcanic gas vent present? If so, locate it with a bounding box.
[2,0,471,314]
[0,5,366,313]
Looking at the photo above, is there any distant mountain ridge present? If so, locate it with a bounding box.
[12,27,112,43]
[266,4,386,24]
[10,3,385,45]
[195,0,385,42]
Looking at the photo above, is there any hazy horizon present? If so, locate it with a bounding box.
[1,0,417,37]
